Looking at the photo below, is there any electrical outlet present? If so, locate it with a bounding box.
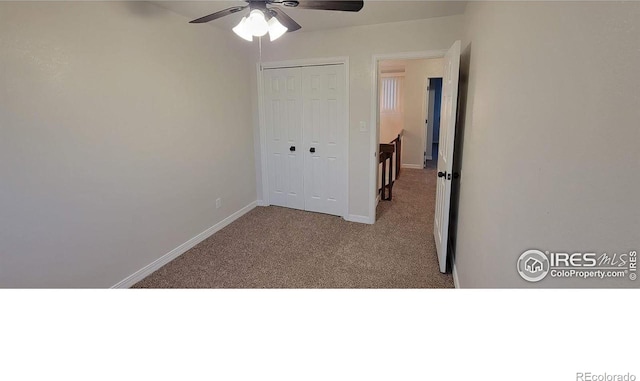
[216,198,222,209]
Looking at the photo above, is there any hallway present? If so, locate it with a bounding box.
[135,167,453,288]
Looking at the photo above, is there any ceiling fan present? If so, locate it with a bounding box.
[189,0,364,42]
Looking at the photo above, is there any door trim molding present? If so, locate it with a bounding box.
[369,50,447,225]
[260,56,350,70]
[257,56,350,220]
[345,214,371,224]
[452,262,461,288]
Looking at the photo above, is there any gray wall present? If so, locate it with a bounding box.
[454,1,640,287]
[0,2,256,287]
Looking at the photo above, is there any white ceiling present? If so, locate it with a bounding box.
[152,1,468,32]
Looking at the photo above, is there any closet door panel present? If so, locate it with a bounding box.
[302,65,346,216]
[263,68,304,210]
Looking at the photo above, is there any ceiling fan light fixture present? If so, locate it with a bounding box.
[232,16,253,41]
[267,17,288,41]
[246,9,269,37]
[190,1,365,42]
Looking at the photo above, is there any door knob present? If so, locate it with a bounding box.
[310,147,316,153]
[290,146,296,152]
[437,171,447,178]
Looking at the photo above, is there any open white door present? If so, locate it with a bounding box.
[434,40,461,273]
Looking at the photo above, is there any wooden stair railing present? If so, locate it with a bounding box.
[379,143,394,200]
[379,132,403,201]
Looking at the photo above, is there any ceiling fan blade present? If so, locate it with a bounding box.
[270,8,302,32]
[286,1,364,12]
[189,5,248,24]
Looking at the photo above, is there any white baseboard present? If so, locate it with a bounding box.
[376,194,380,206]
[345,214,374,225]
[401,164,423,169]
[256,200,268,207]
[452,262,461,289]
[111,201,258,288]
[426,155,433,161]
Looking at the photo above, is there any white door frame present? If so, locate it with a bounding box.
[424,76,442,163]
[424,77,431,164]
[369,50,447,223]
[257,56,350,219]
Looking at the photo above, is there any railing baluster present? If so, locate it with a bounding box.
[395,133,401,179]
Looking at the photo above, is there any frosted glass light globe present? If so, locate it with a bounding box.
[247,9,268,37]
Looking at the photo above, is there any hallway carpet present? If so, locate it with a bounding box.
[134,167,453,288]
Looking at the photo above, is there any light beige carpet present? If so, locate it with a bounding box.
[133,166,453,288]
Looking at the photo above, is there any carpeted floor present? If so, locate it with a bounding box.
[133,165,453,288]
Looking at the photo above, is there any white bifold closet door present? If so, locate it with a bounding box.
[263,64,346,217]
[264,67,305,210]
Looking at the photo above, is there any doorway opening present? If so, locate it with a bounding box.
[376,57,444,202]
[425,77,443,169]
[370,42,462,275]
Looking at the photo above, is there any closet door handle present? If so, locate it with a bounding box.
[290,146,296,152]
[309,147,316,153]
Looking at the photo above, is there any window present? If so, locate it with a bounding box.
[380,76,404,113]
